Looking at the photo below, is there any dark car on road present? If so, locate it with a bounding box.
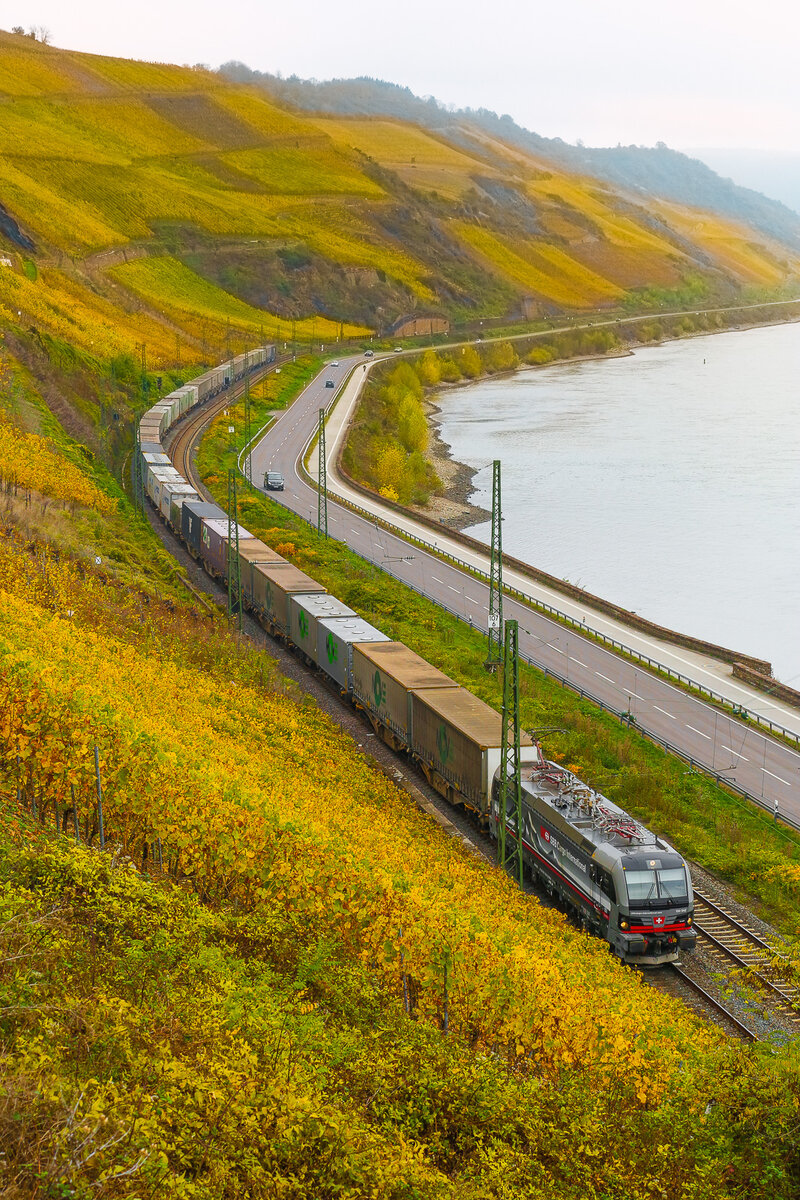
[265,472,285,491]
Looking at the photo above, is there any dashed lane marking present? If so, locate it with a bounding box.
[686,724,711,740]
[653,705,677,719]
[721,745,749,761]
[762,768,791,786]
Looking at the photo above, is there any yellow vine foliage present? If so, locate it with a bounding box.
[0,415,115,513]
[0,535,719,1114]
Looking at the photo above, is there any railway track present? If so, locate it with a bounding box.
[167,357,285,488]
[665,963,757,1041]
[692,888,800,1026]
[158,362,796,1048]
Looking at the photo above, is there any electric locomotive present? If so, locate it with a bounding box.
[491,759,696,966]
[139,348,697,969]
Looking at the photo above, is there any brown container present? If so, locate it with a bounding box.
[351,641,457,744]
[410,688,533,811]
[237,538,286,605]
[250,561,326,635]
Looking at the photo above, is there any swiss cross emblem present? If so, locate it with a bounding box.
[654,915,665,927]
[540,826,550,843]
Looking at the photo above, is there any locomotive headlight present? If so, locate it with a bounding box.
[620,919,629,930]
[687,917,692,926]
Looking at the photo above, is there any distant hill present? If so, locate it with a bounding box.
[220,67,800,255]
[1,29,799,383]
[686,148,800,219]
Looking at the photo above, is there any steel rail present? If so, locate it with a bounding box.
[166,361,281,490]
[668,963,758,1042]
[158,390,793,1047]
[691,889,800,1020]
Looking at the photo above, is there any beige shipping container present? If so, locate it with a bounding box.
[250,561,326,635]
[351,641,458,746]
[237,538,286,606]
[410,687,537,812]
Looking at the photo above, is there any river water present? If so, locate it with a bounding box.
[433,322,800,682]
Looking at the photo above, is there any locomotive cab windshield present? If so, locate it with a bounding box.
[622,855,690,908]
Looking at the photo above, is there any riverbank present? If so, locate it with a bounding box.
[422,348,635,529]
[421,306,800,531]
[428,318,800,683]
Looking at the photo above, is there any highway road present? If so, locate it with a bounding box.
[247,353,800,827]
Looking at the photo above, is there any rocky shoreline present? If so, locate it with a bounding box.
[416,351,633,531]
[412,396,492,531]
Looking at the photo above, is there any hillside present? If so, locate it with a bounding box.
[2,345,800,1196]
[2,29,800,1184]
[222,67,800,253]
[1,28,799,415]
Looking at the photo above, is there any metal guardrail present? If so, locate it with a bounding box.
[292,474,800,750]
[277,502,800,838]
[242,350,800,748]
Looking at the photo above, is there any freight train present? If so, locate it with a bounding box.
[137,348,696,967]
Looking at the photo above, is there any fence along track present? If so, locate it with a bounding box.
[692,888,800,1024]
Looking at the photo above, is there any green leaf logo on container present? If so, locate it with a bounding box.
[372,669,386,709]
[264,580,273,614]
[298,610,310,640]
[436,722,452,765]
[326,631,338,665]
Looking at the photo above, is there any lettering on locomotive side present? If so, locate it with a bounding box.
[542,826,586,875]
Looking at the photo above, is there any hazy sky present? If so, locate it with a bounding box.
[6,0,800,152]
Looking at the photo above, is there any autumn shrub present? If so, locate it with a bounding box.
[1,542,800,1196]
[0,411,116,513]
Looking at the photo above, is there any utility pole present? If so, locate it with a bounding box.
[243,373,253,488]
[139,342,148,408]
[134,419,145,515]
[486,459,503,670]
[498,618,524,885]
[317,408,328,538]
[227,469,242,632]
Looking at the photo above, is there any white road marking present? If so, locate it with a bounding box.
[548,644,566,655]
[762,768,791,786]
[595,671,615,683]
[570,657,589,669]
[431,576,447,585]
[653,705,676,720]
[685,724,711,740]
[721,745,749,761]
[447,584,460,593]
